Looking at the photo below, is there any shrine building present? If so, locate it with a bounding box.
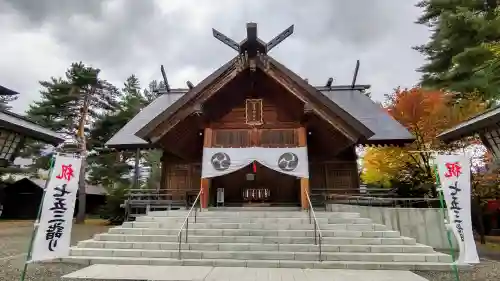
[106,23,414,209]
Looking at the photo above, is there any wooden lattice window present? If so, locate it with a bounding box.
[213,129,251,147]
[259,129,298,147]
[245,99,263,125]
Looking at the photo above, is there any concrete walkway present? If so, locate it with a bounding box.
[62,264,429,281]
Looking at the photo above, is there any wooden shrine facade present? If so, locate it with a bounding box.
[106,23,414,209]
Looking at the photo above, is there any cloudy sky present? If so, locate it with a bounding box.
[0,0,430,114]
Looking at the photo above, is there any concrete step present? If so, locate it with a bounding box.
[207,207,301,211]
[136,216,371,224]
[147,211,359,218]
[70,248,452,263]
[107,227,401,238]
[93,234,417,245]
[60,256,459,271]
[122,222,388,231]
[77,240,435,253]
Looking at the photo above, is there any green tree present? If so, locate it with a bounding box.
[415,0,500,100]
[143,150,162,190]
[26,62,120,223]
[87,75,161,190]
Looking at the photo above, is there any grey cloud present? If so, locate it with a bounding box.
[0,0,429,107]
[2,0,105,24]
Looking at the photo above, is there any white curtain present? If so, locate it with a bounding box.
[201,147,309,178]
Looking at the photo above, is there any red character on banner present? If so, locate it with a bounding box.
[444,162,462,178]
[56,164,75,182]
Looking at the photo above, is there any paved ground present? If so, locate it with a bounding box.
[0,220,110,281]
[63,265,429,281]
[0,220,499,281]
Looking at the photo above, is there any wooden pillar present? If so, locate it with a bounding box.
[201,128,213,208]
[160,151,167,191]
[134,148,141,189]
[298,127,309,209]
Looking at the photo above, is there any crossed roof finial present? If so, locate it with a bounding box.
[212,23,294,58]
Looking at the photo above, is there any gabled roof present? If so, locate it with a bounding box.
[135,58,239,139]
[438,105,500,143]
[266,57,374,139]
[106,86,414,149]
[105,89,187,149]
[319,88,414,144]
[134,57,377,143]
[0,110,65,145]
[0,85,20,96]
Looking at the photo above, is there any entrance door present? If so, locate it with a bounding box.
[210,163,300,206]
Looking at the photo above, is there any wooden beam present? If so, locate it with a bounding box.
[201,127,213,208]
[298,127,309,210]
[148,65,241,143]
[263,66,359,143]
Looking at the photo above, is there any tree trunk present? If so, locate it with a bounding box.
[75,87,92,224]
[75,158,87,223]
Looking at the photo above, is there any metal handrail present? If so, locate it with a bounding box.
[304,188,323,261]
[177,189,203,259]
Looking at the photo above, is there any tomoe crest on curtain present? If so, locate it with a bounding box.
[211,152,231,171]
[202,147,309,179]
[277,152,298,171]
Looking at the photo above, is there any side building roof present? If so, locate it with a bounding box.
[106,86,414,149]
[0,84,64,145]
[0,110,65,145]
[438,105,500,143]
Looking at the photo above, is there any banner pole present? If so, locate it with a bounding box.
[433,165,460,281]
[20,155,56,281]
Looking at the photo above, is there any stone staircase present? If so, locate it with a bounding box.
[65,208,457,271]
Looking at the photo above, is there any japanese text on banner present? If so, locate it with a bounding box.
[30,156,82,262]
[436,155,479,265]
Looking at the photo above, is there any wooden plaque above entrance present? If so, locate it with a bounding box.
[245,99,263,126]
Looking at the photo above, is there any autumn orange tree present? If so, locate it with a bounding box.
[362,87,486,196]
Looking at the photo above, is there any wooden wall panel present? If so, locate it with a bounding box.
[210,96,300,130]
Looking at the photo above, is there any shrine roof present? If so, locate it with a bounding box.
[438,105,500,143]
[105,89,187,149]
[106,85,414,149]
[319,88,414,144]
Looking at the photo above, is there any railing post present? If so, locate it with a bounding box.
[185,218,189,243]
[319,237,322,261]
[314,222,317,245]
[178,232,182,260]
[195,206,197,223]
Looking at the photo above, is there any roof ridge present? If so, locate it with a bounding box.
[155,85,371,94]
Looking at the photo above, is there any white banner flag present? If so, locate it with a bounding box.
[202,147,309,179]
[436,154,479,265]
[31,155,82,262]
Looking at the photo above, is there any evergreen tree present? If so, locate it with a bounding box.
[87,75,161,190]
[27,62,120,223]
[143,150,162,190]
[415,0,500,100]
